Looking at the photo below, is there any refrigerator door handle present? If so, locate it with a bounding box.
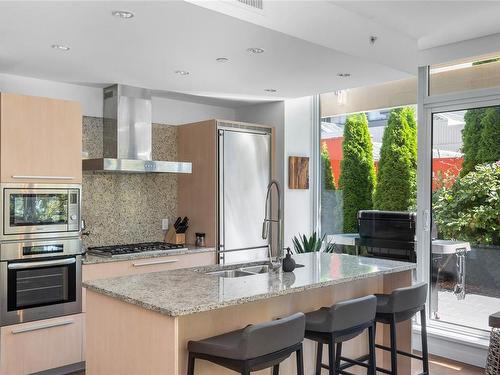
[218,129,225,263]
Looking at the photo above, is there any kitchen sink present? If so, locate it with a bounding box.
[206,262,305,278]
[240,265,270,274]
[206,270,255,278]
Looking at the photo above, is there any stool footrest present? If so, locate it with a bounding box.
[375,344,424,360]
[320,354,371,371]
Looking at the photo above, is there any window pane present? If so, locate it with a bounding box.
[321,106,417,257]
[431,107,500,331]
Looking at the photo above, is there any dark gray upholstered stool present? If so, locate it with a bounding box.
[374,282,429,375]
[187,312,305,375]
[304,295,377,375]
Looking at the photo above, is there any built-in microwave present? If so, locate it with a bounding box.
[1,184,81,241]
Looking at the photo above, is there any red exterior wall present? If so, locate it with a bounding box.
[321,138,463,191]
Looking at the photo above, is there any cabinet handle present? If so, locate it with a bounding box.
[132,259,179,267]
[11,320,74,334]
[12,175,75,180]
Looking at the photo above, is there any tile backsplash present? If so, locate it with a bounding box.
[82,116,178,247]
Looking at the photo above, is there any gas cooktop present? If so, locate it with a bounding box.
[87,242,186,257]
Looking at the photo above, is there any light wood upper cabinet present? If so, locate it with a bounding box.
[0,93,82,184]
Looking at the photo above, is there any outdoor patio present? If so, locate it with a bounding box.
[435,290,500,331]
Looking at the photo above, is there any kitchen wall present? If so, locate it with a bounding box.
[82,117,179,247]
[283,96,316,248]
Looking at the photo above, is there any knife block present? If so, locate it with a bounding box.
[165,227,185,245]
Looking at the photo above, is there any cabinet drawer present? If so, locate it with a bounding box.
[0,314,83,375]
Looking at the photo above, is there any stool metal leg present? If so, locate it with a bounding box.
[368,323,376,375]
[328,336,336,375]
[296,344,305,375]
[335,342,342,371]
[420,309,430,375]
[241,365,250,375]
[187,352,195,375]
[390,314,398,375]
[273,363,279,375]
[316,342,323,375]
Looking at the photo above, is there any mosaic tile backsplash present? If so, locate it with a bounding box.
[82,116,178,247]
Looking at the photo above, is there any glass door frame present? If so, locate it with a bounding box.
[417,65,500,340]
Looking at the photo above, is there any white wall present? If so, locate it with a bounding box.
[234,101,285,187]
[0,73,237,124]
[152,96,235,125]
[283,96,315,247]
[0,73,103,117]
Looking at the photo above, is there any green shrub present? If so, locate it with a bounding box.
[461,109,485,176]
[477,107,500,164]
[321,143,336,190]
[374,107,417,211]
[339,113,376,232]
[433,162,500,245]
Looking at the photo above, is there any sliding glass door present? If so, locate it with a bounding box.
[418,64,500,338]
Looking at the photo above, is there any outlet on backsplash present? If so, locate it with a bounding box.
[162,218,169,230]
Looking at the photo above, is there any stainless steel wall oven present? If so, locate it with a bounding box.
[1,184,81,241]
[0,238,82,326]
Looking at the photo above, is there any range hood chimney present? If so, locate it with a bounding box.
[82,84,192,173]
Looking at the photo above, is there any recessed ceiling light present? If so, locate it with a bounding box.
[174,70,190,76]
[216,57,229,63]
[51,44,70,51]
[337,73,351,78]
[264,89,277,93]
[112,10,135,19]
[247,47,265,54]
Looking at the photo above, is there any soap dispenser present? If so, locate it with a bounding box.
[282,247,296,272]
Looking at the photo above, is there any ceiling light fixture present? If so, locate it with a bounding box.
[216,57,229,63]
[112,10,135,19]
[247,47,265,54]
[264,89,277,93]
[174,70,190,76]
[337,73,351,78]
[369,35,378,45]
[51,44,70,51]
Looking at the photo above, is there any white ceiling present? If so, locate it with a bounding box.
[332,1,500,50]
[1,1,500,103]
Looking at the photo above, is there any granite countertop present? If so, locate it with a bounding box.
[82,245,216,265]
[83,253,416,316]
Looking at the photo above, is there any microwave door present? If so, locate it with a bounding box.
[1,186,80,241]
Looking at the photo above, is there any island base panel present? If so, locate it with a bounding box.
[85,270,411,375]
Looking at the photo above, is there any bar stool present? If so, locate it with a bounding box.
[374,282,429,375]
[187,312,305,375]
[305,295,377,375]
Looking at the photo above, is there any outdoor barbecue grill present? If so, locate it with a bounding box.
[340,210,470,319]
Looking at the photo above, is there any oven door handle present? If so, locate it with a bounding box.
[8,257,76,270]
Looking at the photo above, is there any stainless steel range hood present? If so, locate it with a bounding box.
[82,84,192,173]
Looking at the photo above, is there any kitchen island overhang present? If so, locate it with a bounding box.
[84,253,416,375]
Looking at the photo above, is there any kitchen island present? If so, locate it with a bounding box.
[84,253,416,375]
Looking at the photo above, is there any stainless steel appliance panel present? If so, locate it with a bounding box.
[1,184,81,241]
[0,238,82,326]
[219,129,270,264]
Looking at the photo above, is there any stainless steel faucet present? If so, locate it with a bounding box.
[262,180,283,270]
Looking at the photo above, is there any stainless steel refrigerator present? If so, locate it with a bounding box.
[217,126,271,265]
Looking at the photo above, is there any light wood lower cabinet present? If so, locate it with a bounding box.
[0,314,83,375]
[81,251,215,361]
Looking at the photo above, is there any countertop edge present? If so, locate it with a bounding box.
[83,262,415,317]
[82,246,216,265]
